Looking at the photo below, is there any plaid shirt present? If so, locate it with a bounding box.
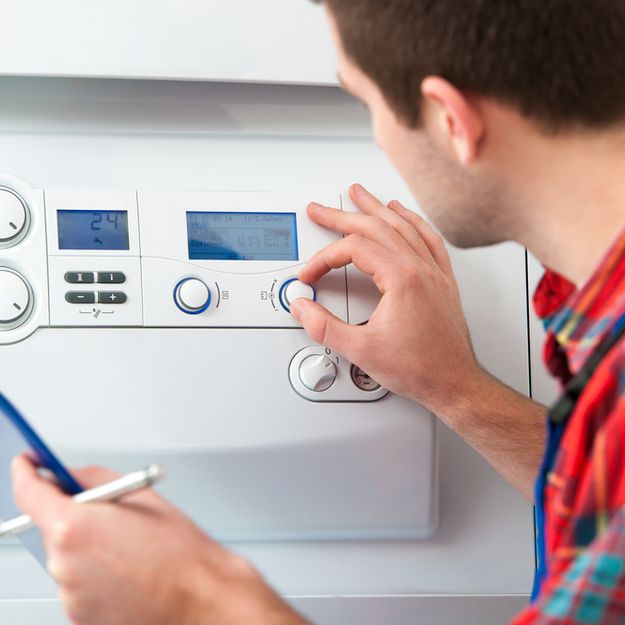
[512,231,625,625]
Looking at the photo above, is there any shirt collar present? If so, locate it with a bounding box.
[536,227,625,377]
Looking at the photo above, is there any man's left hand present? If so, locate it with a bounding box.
[12,455,308,625]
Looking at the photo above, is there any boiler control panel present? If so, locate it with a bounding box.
[0,175,385,403]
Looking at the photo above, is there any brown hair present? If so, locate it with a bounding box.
[317,0,625,132]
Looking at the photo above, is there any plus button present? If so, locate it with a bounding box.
[97,291,127,305]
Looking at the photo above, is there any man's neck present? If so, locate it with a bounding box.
[513,126,625,286]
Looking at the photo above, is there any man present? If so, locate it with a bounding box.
[12,1,625,624]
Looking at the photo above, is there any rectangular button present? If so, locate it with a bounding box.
[97,291,127,304]
[65,272,95,284]
[65,291,96,304]
[97,272,126,284]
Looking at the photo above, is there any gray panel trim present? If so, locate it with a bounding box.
[0,595,531,625]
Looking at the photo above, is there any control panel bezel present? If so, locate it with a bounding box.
[0,179,367,354]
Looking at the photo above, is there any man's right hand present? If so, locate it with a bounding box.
[291,184,546,499]
[291,183,482,421]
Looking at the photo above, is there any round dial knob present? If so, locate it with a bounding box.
[298,354,337,392]
[0,269,31,327]
[279,278,316,313]
[173,277,211,315]
[0,189,28,245]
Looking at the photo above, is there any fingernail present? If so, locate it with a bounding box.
[352,183,364,195]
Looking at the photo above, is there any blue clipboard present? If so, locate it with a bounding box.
[0,392,83,566]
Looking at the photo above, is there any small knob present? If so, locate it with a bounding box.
[298,354,337,392]
[0,189,28,245]
[279,278,316,313]
[0,269,31,326]
[174,277,211,315]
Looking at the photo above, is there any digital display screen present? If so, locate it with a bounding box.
[187,212,299,261]
[57,210,130,251]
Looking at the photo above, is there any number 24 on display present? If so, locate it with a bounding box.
[91,213,120,231]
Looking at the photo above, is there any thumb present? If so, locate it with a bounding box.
[290,298,362,358]
[11,455,71,531]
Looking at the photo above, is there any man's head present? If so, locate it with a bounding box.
[317,0,625,249]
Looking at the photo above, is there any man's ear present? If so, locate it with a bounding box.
[421,76,485,165]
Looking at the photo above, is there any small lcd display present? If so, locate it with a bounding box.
[57,210,130,251]
[187,212,299,261]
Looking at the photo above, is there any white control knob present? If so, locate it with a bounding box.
[0,189,28,244]
[174,277,211,315]
[279,278,316,312]
[298,354,337,392]
[0,269,31,326]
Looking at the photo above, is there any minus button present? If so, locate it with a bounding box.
[65,291,96,304]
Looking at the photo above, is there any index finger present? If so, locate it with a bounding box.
[299,235,408,292]
[11,455,72,531]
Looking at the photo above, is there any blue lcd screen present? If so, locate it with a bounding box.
[187,212,299,261]
[57,210,129,251]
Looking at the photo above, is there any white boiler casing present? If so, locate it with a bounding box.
[0,77,535,625]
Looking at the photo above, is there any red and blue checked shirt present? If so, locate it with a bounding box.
[512,230,625,625]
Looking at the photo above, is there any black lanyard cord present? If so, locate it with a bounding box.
[549,315,625,426]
